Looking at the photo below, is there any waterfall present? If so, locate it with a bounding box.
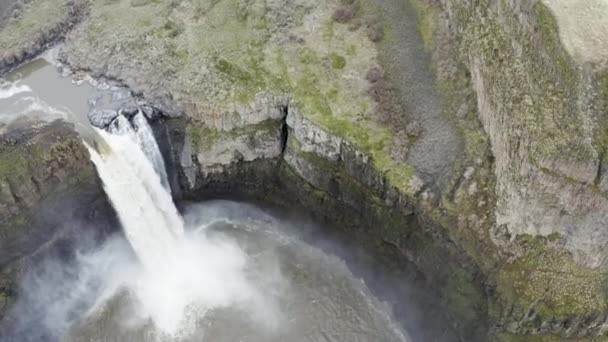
[84,112,276,337]
[108,112,171,192]
[86,112,182,271]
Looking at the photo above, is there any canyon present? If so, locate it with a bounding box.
[1,0,607,340]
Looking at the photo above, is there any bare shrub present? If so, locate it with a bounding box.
[365,65,384,83]
[406,121,422,137]
[332,6,354,23]
[364,15,384,42]
[367,79,403,125]
[390,130,410,163]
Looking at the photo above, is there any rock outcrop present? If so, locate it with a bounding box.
[0,120,110,318]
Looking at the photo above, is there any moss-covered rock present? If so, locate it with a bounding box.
[0,120,102,266]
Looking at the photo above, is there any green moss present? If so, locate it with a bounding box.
[213,54,285,104]
[410,0,439,51]
[329,53,346,69]
[162,19,181,37]
[293,72,333,117]
[446,267,487,324]
[322,18,335,41]
[498,333,608,342]
[346,44,357,56]
[594,71,608,182]
[497,235,608,320]
[308,111,415,191]
[0,291,7,311]
[298,47,319,65]
[215,58,254,83]
[189,119,281,151]
[458,0,593,165]
[0,149,33,180]
[0,132,96,235]
[533,2,576,88]
[14,213,28,226]
[189,124,222,151]
[529,156,583,186]
[326,88,339,101]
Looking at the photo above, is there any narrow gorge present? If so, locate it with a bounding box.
[0,0,607,341]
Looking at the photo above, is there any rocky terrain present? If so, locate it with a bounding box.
[0,0,86,74]
[1,0,608,340]
[0,120,114,319]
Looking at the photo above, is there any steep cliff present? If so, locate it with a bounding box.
[413,0,608,339]
[0,121,109,318]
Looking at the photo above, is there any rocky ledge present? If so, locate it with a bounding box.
[2,0,608,340]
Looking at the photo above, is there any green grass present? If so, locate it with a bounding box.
[329,53,346,69]
[497,235,608,320]
[0,0,72,52]
[410,0,439,52]
[497,333,608,342]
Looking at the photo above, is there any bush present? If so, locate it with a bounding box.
[406,121,422,137]
[367,79,403,125]
[364,15,384,42]
[330,53,346,69]
[332,6,353,23]
[365,65,384,83]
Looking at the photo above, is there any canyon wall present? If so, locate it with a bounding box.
[2,0,608,340]
[411,0,608,339]
[0,121,112,318]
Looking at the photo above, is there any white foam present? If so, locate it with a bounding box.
[0,82,32,99]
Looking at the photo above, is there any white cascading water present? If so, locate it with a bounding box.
[84,112,279,337]
[108,113,172,193]
[87,112,182,272]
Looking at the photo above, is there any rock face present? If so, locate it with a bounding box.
[0,120,110,319]
[2,0,608,340]
[413,0,608,338]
